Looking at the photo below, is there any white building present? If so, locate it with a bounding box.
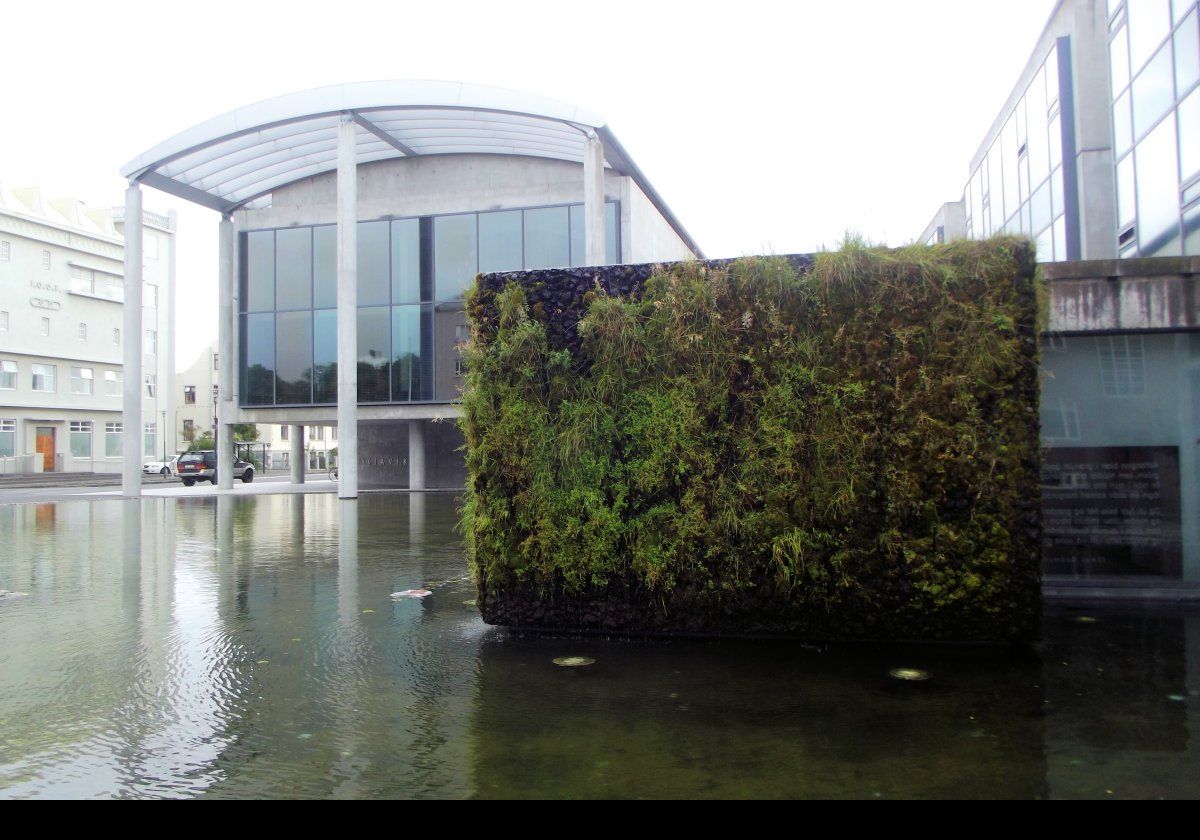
[0,182,175,474]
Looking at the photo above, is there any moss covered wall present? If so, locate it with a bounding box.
[462,238,1042,642]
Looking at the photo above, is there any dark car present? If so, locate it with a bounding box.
[176,450,255,486]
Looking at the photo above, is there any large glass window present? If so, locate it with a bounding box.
[358,220,391,306]
[391,218,423,303]
[1179,87,1200,182]
[241,313,275,405]
[392,304,433,402]
[313,225,337,309]
[358,306,391,403]
[524,206,570,269]
[434,214,478,302]
[104,371,121,397]
[276,226,312,310]
[313,309,337,404]
[276,311,313,405]
[244,230,275,313]
[479,211,523,274]
[1132,44,1176,139]
[1135,117,1182,255]
[1127,0,1173,73]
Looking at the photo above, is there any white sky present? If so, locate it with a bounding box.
[0,0,1058,369]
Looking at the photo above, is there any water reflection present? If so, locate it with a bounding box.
[0,493,1197,798]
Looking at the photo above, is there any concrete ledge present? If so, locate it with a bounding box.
[1044,256,1198,333]
[1045,576,1200,603]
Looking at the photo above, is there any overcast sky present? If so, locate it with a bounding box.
[0,0,1058,368]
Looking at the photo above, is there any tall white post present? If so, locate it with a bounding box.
[217,215,236,490]
[583,131,606,266]
[290,425,305,485]
[337,114,359,499]
[408,419,426,491]
[122,183,144,496]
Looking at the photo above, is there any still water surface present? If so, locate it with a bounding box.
[0,493,1197,799]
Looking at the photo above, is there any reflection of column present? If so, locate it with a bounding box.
[337,499,358,621]
[408,420,425,491]
[291,493,306,557]
[1179,340,1199,581]
[217,494,234,566]
[409,491,426,546]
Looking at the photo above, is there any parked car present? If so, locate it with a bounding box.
[143,455,179,476]
[176,450,254,486]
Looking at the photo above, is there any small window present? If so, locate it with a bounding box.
[312,427,324,442]
[0,419,17,457]
[70,421,93,458]
[70,266,95,295]
[1096,335,1146,396]
[31,364,56,392]
[213,353,219,371]
[183,385,196,405]
[213,384,219,402]
[455,356,467,377]
[0,360,16,390]
[105,422,123,458]
[144,330,157,355]
[144,422,157,457]
[113,328,121,345]
[40,317,50,337]
[70,367,94,395]
[145,374,157,398]
[280,425,289,441]
[145,284,158,309]
[78,323,87,341]
[41,250,50,269]
[454,324,469,344]
[104,370,122,397]
[0,311,8,331]
[0,241,10,261]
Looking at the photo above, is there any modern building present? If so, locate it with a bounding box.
[922,0,1198,260]
[119,81,701,497]
[0,183,175,474]
[922,0,1200,595]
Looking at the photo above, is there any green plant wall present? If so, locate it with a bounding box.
[462,238,1042,642]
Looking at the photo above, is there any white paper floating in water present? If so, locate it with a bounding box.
[889,668,929,682]
[391,589,432,600]
[0,590,29,600]
[553,656,596,668]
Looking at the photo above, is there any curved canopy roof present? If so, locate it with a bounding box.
[121,80,701,256]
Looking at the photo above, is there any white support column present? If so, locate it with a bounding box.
[583,130,606,266]
[122,183,144,497]
[217,215,236,490]
[290,425,305,485]
[408,419,426,491]
[337,114,359,499]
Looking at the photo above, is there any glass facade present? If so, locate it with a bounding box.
[240,201,618,408]
[1109,0,1200,256]
[1040,332,1199,580]
[964,42,1072,261]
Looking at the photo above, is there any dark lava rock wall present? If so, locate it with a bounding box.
[462,239,1042,642]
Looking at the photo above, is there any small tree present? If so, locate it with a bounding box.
[233,423,259,442]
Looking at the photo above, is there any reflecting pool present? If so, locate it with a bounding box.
[0,493,1197,799]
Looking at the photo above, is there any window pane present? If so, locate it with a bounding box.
[1179,86,1200,181]
[434,214,477,302]
[106,431,122,458]
[1026,68,1050,186]
[70,432,90,458]
[1045,45,1060,107]
[391,304,434,402]
[275,227,312,310]
[0,431,15,458]
[391,218,422,303]
[1135,117,1182,255]
[313,225,337,309]
[358,220,390,306]
[1031,178,1053,234]
[244,230,274,313]
[1127,0,1172,72]
[275,311,313,405]
[313,309,337,404]
[1114,91,1134,156]
[1132,43,1175,139]
[1177,10,1200,94]
[241,313,275,405]
[1111,25,1131,94]
[1002,114,1021,219]
[1051,166,1065,219]
[479,210,523,274]
[358,306,390,403]
[524,206,569,269]
[1117,152,1137,225]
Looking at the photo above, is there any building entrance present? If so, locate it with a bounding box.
[35,427,56,472]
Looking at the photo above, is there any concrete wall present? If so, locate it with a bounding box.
[623,177,697,263]
[1044,256,1200,332]
[357,419,465,490]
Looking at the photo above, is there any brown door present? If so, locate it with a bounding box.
[36,427,55,472]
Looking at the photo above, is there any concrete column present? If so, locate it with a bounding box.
[122,183,143,497]
[337,114,359,499]
[290,425,305,485]
[337,499,359,622]
[408,419,426,491]
[217,215,236,490]
[583,131,606,266]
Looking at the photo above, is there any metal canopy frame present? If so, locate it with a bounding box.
[120,80,702,257]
